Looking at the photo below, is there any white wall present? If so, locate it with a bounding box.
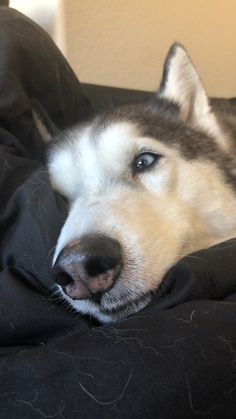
[10,0,58,38]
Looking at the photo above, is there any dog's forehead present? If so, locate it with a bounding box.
[95,121,138,164]
[79,119,176,179]
[49,118,164,200]
[78,121,143,176]
[92,102,221,161]
[54,121,140,197]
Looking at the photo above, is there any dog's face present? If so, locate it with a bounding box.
[48,44,236,322]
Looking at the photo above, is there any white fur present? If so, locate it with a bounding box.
[48,44,236,322]
[50,122,236,322]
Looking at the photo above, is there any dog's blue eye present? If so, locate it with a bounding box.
[134,153,161,172]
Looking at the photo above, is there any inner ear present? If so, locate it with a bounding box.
[157,43,223,140]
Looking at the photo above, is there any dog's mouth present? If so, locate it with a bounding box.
[58,283,153,321]
[52,235,163,321]
[99,293,153,318]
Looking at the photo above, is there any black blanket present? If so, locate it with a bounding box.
[0,7,236,419]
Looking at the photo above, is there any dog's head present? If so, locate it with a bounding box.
[48,44,236,322]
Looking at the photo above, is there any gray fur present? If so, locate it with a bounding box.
[47,44,236,322]
[82,96,236,190]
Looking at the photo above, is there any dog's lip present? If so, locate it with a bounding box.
[98,292,153,317]
[59,284,152,319]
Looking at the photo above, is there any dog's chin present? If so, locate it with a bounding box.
[56,285,152,323]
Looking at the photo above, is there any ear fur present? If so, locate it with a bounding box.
[158,43,224,141]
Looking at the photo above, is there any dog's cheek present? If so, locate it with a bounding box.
[140,158,178,195]
[106,193,190,292]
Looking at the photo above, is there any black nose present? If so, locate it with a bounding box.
[53,235,123,300]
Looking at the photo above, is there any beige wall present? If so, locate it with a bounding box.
[12,0,236,97]
[56,0,236,97]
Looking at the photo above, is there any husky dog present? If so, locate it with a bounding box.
[48,44,236,323]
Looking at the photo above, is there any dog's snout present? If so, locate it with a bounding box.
[53,235,123,300]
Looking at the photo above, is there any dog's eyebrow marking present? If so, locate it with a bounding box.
[94,122,138,177]
[98,121,137,147]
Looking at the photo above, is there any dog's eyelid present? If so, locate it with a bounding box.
[138,146,157,154]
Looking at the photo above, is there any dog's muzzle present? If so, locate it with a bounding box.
[53,234,123,301]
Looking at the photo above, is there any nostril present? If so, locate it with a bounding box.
[53,269,74,287]
[52,235,123,298]
[85,257,119,277]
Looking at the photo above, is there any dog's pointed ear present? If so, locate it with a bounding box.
[158,43,221,137]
